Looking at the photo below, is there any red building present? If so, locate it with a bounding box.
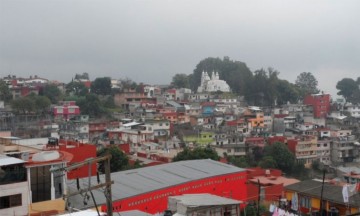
[52,101,80,120]
[247,167,299,202]
[67,159,248,214]
[303,93,331,118]
[267,136,287,145]
[245,137,265,148]
[57,140,97,179]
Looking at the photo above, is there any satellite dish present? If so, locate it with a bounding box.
[21,152,30,161]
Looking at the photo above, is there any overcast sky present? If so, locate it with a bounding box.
[1,0,359,97]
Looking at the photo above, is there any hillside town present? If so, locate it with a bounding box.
[1,70,360,216]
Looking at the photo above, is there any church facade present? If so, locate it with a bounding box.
[197,71,231,93]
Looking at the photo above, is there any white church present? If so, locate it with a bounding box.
[197,71,231,93]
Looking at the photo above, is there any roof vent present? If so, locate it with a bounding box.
[265,169,271,176]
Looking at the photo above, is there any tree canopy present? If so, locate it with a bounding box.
[263,142,295,173]
[97,145,129,173]
[91,77,112,95]
[39,84,63,104]
[74,72,89,80]
[76,94,107,117]
[172,147,220,162]
[336,78,360,103]
[10,93,51,114]
[0,80,12,102]
[295,72,319,97]
[66,81,89,96]
[189,57,302,106]
[190,57,253,95]
[171,73,190,89]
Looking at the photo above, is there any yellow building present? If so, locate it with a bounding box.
[285,180,360,216]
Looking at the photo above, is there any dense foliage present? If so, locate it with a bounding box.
[39,84,63,104]
[90,77,112,95]
[336,77,360,103]
[172,147,220,162]
[295,72,319,97]
[0,80,12,102]
[97,145,129,173]
[173,56,317,106]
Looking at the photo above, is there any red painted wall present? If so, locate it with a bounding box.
[118,143,130,154]
[267,136,287,145]
[286,139,297,154]
[101,172,248,214]
[303,94,330,118]
[265,184,283,201]
[59,141,97,179]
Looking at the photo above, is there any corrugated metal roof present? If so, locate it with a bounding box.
[117,210,152,216]
[0,154,25,166]
[67,159,245,209]
[169,193,241,207]
[58,210,106,216]
[166,101,182,108]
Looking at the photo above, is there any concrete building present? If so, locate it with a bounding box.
[167,194,242,216]
[0,155,29,216]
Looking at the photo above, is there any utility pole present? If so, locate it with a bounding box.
[257,179,261,216]
[51,155,113,216]
[319,169,326,216]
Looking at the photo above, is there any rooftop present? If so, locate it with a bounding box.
[285,180,360,208]
[0,154,25,166]
[68,159,245,209]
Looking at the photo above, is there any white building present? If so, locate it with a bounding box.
[197,71,231,93]
[0,155,29,216]
[344,103,360,118]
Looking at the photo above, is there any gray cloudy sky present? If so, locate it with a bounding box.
[1,0,359,97]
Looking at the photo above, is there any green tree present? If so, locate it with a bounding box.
[263,142,295,173]
[11,97,35,114]
[74,72,89,80]
[172,147,220,162]
[0,80,12,102]
[39,84,62,104]
[171,74,190,88]
[295,72,319,97]
[244,203,267,216]
[91,77,112,95]
[102,95,116,108]
[336,78,360,103]
[34,95,51,114]
[76,94,106,117]
[258,156,277,169]
[291,160,309,180]
[97,145,129,172]
[227,156,249,168]
[190,56,253,95]
[275,80,300,105]
[119,78,138,92]
[247,68,279,106]
[65,81,89,96]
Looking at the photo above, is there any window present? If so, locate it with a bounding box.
[0,194,22,209]
[57,108,63,113]
[68,108,75,113]
[300,196,311,208]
